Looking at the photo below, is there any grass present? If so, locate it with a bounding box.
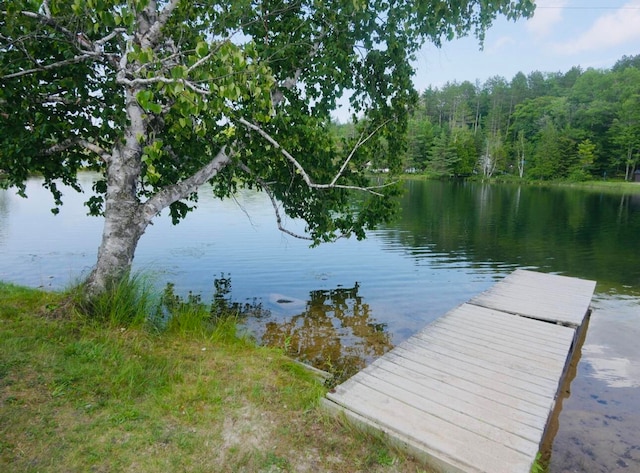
[0,281,431,473]
[73,272,159,327]
[551,179,640,193]
[402,173,640,194]
[530,453,548,473]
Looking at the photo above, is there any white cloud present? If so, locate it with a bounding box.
[487,35,516,54]
[583,344,640,389]
[526,0,568,37]
[554,1,640,54]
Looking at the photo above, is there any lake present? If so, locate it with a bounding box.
[1,175,639,472]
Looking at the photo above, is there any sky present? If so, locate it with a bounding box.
[412,0,640,91]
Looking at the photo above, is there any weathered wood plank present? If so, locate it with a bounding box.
[388,344,555,407]
[356,363,546,439]
[323,270,596,473]
[423,309,573,367]
[469,269,596,327]
[327,380,536,473]
[434,303,573,354]
[380,349,553,417]
[350,371,542,450]
[411,329,565,383]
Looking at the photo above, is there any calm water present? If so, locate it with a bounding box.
[1,175,639,472]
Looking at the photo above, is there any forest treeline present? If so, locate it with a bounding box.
[337,54,640,181]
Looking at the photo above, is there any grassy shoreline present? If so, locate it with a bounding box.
[0,282,430,473]
[400,174,640,194]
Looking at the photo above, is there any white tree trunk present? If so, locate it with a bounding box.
[625,147,633,181]
[85,87,149,294]
[518,133,525,178]
[481,142,496,179]
[85,139,232,295]
[85,193,148,294]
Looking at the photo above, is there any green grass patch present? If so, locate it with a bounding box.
[0,282,431,472]
[71,272,160,327]
[553,179,640,194]
[401,174,640,194]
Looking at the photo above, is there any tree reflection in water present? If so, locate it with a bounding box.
[163,276,394,384]
[261,284,393,384]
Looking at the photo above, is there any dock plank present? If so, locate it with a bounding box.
[441,304,571,352]
[469,269,596,327]
[352,371,542,450]
[381,349,553,417]
[323,270,596,473]
[358,364,546,439]
[390,343,556,405]
[328,380,536,473]
[412,328,565,383]
[423,311,573,367]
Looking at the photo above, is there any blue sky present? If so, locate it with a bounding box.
[413,0,640,90]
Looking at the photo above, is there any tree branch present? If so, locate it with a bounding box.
[141,146,232,220]
[17,10,74,38]
[237,162,313,241]
[144,0,181,48]
[1,53,98,79]
[270,32,327,107]
[330,118,392,186]
[237,118,393,196]
[43,137,111,163]
[32,93,80,105]
[40,0,52,17]
[94,28,127,48]
[116,75,211,95]
[1,8,125,78]
[79,140,112,163]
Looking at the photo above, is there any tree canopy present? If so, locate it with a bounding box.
[401,54,640,181]
[0,0,534,294]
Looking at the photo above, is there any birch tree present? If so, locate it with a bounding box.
[0,0,534,296]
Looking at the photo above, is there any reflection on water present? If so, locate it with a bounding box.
[583,294,640,389]
[160,276,394,385]
[582,345,640,389]
[257,284,393,383]
[1,176,640,472]
[394,180,640,288]
[0,190,8,244]
[550,294,640,472]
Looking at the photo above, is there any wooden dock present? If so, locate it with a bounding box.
[322,269,596,473]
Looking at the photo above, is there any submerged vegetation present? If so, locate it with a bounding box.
[0,280,431,473]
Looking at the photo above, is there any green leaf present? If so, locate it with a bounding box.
[171,66,186,79]
[195,41,208,58]
[136,90,152,109]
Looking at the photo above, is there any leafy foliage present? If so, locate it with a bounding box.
[399,54,640,181]
[0,0,535,292]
